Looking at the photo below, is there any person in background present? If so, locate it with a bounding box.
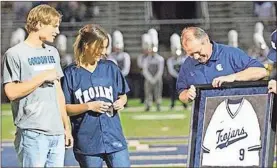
[107,30,131,106]
[143,28,164,111]
[61,24,130,168]
[177,27,267,103]
[254,2,276,22]
[108,30,131,78]
[106,33,112,56]
[167,33,188,110]
[228,30,238,48]
[10,27,26,47]
[55,34,73,68]
[137,33,152,104]
[2,4,73,167]
[248,22,270,65]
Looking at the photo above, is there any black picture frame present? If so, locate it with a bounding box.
[187,80,276,167]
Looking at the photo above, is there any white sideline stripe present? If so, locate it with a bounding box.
[2,110,12,116]
[2,143,14,147]
[132,114,186,120]
[133,138,188,142]
[130,154,187,160]
[63,164,187,168]
[132,147,178,152]
[131,163,187,167]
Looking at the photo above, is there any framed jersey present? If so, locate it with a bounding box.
[187,80,276,167]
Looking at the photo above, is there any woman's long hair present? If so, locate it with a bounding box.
[73,24,109,66]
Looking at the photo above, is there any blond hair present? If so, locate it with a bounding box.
[73,24,108,66]
[25,4,62,33]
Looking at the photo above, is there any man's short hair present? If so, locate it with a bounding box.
[181,27,207,46]
[25,4,62,33]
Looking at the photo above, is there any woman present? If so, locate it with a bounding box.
[61,24,130,167]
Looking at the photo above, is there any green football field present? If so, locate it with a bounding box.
[1,98,191,140]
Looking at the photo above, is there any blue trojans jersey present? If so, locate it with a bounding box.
[61,60,130,155]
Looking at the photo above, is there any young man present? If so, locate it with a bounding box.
[2,4,73,167]
[177,27,267,103]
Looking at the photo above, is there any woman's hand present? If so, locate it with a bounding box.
[113,99,125,111]
[87,101,112,113]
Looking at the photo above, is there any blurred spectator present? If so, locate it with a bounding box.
[108,30,131,105]
[228,30,238,48]
[167,33,188,110]
[92,6,100,16]
[254,22,264,35]
[143,28,164,111]
[248,22,270,65]
[108,30,131,78]
[13,2,32,20]
[137,33,152,104]
[106,33,112,56]
[55,34,73,69]
[254,2,276,20]
[83,1,99,18]
[58,2,87,22]
[10,28,26,47]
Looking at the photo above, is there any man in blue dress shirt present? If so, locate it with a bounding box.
[177,27,267,103]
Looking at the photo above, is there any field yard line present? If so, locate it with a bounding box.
[131,163,187,167]
[127,136,188,140]
[123,105,187,112]
[130,154,187,160]
[1,110,12,116]
[132,114,186,120]
[131,147,178,153]
[59,164,187,168]
[1,142,14,146]
[137,138,188,142]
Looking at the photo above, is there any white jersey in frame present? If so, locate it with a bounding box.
[201,98,261,166]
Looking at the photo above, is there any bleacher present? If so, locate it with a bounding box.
[207,1,275,51]
[1,1,276,57]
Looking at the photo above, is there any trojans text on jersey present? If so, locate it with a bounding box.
[75,86,114,104]
[216,127,248,149]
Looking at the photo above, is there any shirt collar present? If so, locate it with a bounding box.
[209,41,219,61]
[195,40,218,66]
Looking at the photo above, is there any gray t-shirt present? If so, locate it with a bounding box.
[2,42,64,135]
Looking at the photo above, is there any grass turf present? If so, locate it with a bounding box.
[1,98,191,140]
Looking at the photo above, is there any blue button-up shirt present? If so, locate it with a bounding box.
[176,41,264,94]
[62,60,129,155]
